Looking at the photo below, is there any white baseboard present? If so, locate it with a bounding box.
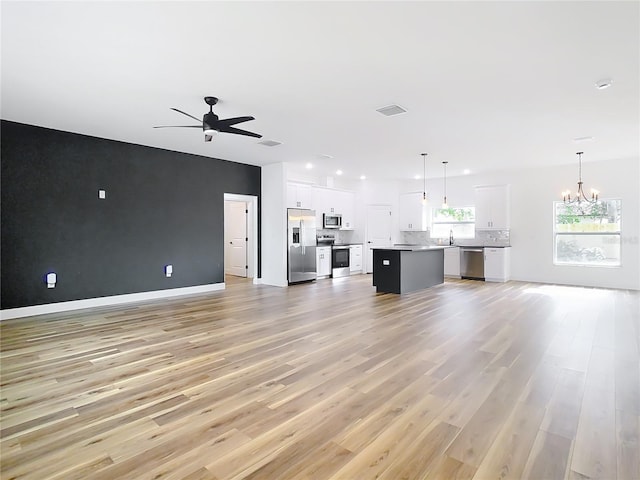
[0,283,225,321]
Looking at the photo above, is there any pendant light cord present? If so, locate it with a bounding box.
[421,153,428,200]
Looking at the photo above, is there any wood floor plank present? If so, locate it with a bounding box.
[471,401,546,480]
[540,368,586,439]
[0,276,636,479]
[521,430,572,480]
[570,384,617,478]
[616,409,640,480]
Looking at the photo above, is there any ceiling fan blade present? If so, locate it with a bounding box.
[216,116,255,127]
[218,125,262,138]
[205,135,212,142]
[153,125,201,128]
[170,108,202,122]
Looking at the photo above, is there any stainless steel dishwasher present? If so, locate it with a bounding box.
[460,247,485,280]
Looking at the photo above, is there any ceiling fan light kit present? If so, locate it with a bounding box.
[153,96,262,142]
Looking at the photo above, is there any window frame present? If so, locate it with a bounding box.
[430,206,476,239]
[553,198,622,267]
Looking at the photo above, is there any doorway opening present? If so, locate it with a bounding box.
[224,193,258,284]
[365,205,392,273]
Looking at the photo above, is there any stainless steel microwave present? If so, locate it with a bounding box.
[323,213,342,229]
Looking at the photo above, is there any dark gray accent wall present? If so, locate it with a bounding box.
[1,120,261,309]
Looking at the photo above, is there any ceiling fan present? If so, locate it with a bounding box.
[154,96,261,142]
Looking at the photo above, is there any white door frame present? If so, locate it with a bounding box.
[224,193,259,284]
[365,204,393,273]
[224,200,248,277]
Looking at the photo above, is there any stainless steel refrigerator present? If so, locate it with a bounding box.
[287,208,317,284]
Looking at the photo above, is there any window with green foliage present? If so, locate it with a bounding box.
[554,199,621,266]
[431,206,475,239]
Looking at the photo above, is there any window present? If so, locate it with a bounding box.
[431,206,475,239]
[554,199,621,266]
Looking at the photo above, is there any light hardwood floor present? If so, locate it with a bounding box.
[1,275,638,480]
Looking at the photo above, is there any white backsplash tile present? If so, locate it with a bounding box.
[399,229,511,247]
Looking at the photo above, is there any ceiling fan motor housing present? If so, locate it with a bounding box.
[203,112,219,132]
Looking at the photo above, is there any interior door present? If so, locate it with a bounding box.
[365,205,392,273]
[224,201,247,277]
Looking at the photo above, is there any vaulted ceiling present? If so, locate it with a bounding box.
[2,1,638,181]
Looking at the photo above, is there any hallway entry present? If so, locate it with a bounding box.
[224,200,248,277]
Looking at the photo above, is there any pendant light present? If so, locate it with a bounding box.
[421,153,428,205]
[562,152,599,204]
[441,161,449,208]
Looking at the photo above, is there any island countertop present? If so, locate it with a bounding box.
[376,245,454,252]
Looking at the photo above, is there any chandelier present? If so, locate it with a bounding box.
[562,151,599,204]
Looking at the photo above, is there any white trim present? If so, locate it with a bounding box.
[0,283,224,321]
[224,193,259,280]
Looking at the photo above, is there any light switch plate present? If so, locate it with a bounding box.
[98,190,106,199]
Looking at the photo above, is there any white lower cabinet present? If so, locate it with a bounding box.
[484,247,511,282]
[349,245,363,274]
[444,247,460,277]
[316,246,332,277]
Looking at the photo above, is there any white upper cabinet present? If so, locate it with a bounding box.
[398,192,427,231]
[312,187,355,229]
[338,190,355,230]
[286,183,313,209]
[474,185,510,230]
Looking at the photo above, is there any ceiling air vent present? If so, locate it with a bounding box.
[376,104,407,116]
[258,140,282,147]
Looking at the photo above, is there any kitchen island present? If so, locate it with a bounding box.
[372,246,449,294]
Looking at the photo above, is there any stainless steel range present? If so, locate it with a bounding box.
[331,245,350,278]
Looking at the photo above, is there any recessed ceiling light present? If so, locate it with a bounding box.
[336,170,343,176]
[360,175,366,180]
[305,162,313,169]
[414,174,420,180]
[463,169,471,175]
[573,136,594,143]
[595,78,613,90]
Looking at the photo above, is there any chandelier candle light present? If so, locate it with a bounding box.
[562,151,600,204]
[421,153,428,205]
[442,161,449,208]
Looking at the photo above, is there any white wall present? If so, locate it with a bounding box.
[260,163,288,287]
[353,178,402,244]
[417,156,640,290]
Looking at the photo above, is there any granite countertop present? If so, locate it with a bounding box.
[393,243,512,249]
[376,245,453,251]
[456,244,512,248]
